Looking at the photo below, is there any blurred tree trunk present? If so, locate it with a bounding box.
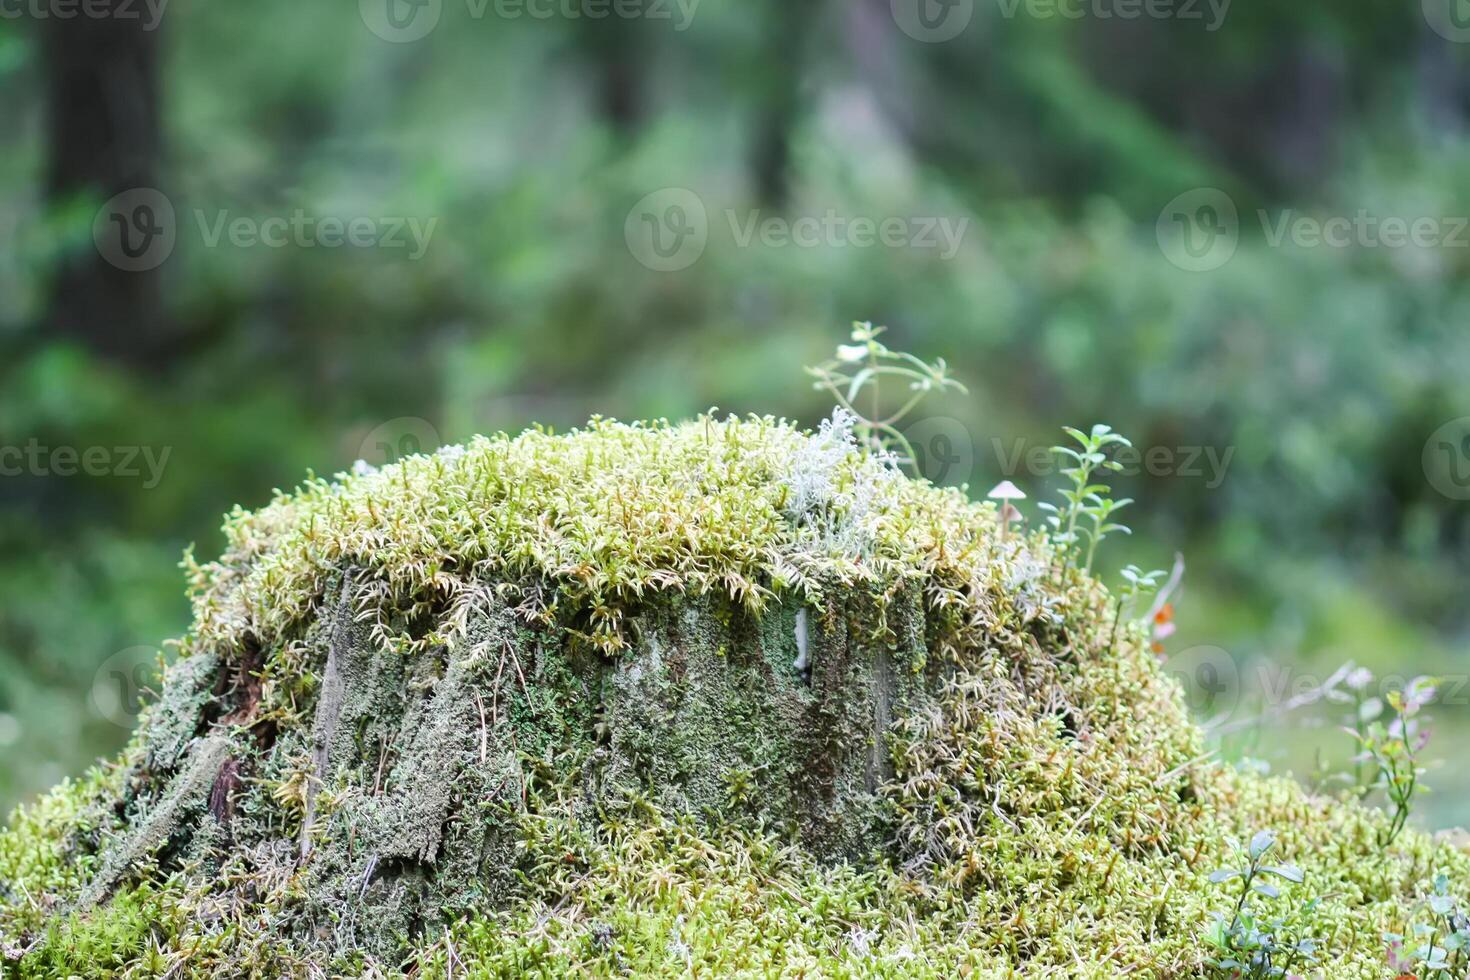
[42,4,166,366]
[1416,27,1470,133]
[749,0,821,208]
[576,20,645,139]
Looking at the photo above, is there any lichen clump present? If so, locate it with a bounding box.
[1,414,1466,978]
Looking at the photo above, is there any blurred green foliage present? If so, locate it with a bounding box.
[1,2,1469,822]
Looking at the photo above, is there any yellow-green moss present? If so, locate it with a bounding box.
[2,414,1466,978]
[180,413,991,662]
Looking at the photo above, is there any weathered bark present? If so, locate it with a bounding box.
[70,571,937,958]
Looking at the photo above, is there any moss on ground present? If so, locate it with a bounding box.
[1,413,1466,977]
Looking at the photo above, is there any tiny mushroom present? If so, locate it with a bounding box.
[987,480,1026,541]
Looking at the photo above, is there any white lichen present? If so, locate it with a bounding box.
[781,408,901,562]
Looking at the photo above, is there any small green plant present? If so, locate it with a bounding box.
[805,321,966,475]
[1037,424,1132,574]
[1205,830,1316,979]
[1109,564,1164,653]
[1348,675,1437,848]
[1385,872,1470,976]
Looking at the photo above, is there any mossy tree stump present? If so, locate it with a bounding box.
[2,415,1467,977]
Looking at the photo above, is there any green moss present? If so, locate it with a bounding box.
[1,414,1466,977]
[0,769,120,941]
[179,414,990,662]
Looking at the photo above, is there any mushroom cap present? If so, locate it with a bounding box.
[987,479,1026,500]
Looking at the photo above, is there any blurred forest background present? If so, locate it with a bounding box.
[2,0,1470,829]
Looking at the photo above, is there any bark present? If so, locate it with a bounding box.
[41,3,167,365]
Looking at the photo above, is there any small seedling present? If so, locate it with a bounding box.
[1348,676,1437,848]
[805,321,966,475]
[1384,872,1470,977]
[1037,424,1132,576]
[1205,830,1316,979]
[1110,564,1164,654]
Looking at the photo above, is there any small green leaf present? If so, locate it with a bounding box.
[1261,865,1303,883]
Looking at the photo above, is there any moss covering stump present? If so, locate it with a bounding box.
[1,414,1466,977]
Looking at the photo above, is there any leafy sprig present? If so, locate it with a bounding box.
[1386,873,1470,977]
[1349,676,1437,848]
[1038,424,1132,575]
[805,321,966,475]
[1110,564,1164,654]
[1205,830,1316,979]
